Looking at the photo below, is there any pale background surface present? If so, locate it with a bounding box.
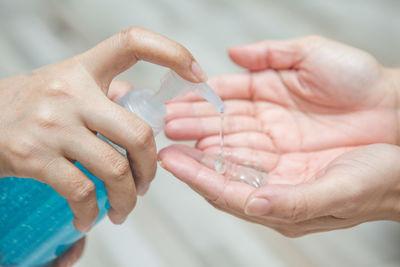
[1,0,400,266]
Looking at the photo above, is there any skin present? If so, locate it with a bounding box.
[49,81,132,266]
[0,26,207,233]
[159,36,400,237]
[51,238,85,267]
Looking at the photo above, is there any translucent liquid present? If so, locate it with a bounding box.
[214,112,268,188]
[215,112,227,174]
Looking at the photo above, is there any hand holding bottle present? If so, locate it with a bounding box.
[0,26,207,233]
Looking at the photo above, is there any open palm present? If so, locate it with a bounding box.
[159,36,400,236]
[164,36,398,185]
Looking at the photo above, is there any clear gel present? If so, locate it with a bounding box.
[222,160,268,188]
[213,110,267,188]
[215,111,227,174]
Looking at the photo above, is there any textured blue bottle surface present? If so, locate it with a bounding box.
[0,161,110,267]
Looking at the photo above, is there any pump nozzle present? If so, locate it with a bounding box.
[152,70,225,112]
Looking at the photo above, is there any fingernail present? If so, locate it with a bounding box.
[191,61,207,82]
[137,183,150,196]
[245,198,270,216]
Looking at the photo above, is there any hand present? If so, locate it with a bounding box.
[159,144,400,237]
[160,36,400,236]
[0,26,207,232]
[51,238,85,267]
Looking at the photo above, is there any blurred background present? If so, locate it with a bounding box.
[1,0,400,266]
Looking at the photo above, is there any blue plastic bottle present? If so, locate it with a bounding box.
[0,162,109,266]
[0,71,224,266]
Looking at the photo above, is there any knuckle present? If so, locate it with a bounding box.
[7,136,36,161]
[119,26,191,67]
[33,104,59,129]
[70,180,96,202]
[120,26,144,49]
[43,78,71,98]
[134,123,154,150]
[110,158,131,180]
[6,138,41,177]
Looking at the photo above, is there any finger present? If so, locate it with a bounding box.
[165,115,260,140]
[62,129,136,224]
[158,144,255,212]
[53,237,86,267]
[202,146,279,173]
[196,132,276,152]
[107,80,133,102]
[168,73,253,103]
[40,158,98,232]
[169,70,297,110]
[203,145,349,187]
[166,100,255,122]
[79,26,206,90]
[244,176,345,223]
[205,190,360,237]
[84,96,157,196]
[159,144,224,200]
[207,189,359,237]
[228,37,316,71]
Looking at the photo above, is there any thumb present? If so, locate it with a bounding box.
[244,178,342,222]
[228,36,318,71]
[78,26,207,91]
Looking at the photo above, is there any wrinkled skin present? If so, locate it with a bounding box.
[160,36,400,237]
